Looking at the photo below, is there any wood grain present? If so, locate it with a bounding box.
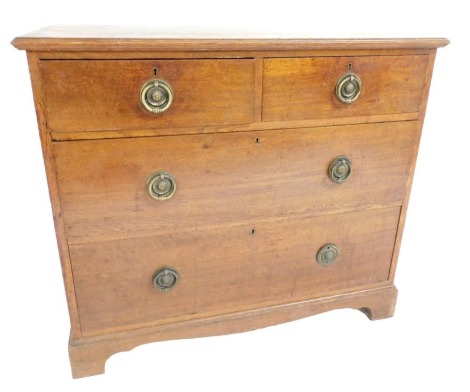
[69,283,397,378]
[263,55,429,122]
[53,122,417,245]
[388,49,438,281]
[26,53,82,338]
[49,112,419,141]
[254,58,263,122]
[70,207,400,336]
[41,59,256,132]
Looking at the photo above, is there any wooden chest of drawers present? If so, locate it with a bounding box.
[12,26,448,378]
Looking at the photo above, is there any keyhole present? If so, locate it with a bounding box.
[255,137,260,144]
[348,63,352,71]
[153,68,158,76]
[251,229,256,235]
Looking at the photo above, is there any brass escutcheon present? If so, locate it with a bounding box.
[140,79,174,113]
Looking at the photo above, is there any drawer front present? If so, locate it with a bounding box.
[71,207,400,336]
[41,59,256,132]
[53,121,417,245]
[263,55,428,122]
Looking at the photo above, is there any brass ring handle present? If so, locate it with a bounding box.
[317,244,340,266]
[328,156,352,183]
[140,79,174,114]
[147,171,176,201]
[335,72,361,104]
[153,268,179,292]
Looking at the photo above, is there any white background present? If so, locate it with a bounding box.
[0,1,467,391]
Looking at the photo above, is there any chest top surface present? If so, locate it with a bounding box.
[12,25,449,52]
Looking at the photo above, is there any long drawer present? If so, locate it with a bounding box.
[53,121,417,244]
[71,207,400,336]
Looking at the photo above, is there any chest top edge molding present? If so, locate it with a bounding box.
[12,26,450,52]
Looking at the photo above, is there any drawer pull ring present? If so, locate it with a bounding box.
[317,244,340,266]
[153,268,179,292]
[140,79,174,113]
[335,72,361,104]
[329,156,352,183]
[147,170,176,201]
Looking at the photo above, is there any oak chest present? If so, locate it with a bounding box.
[12,27,448,378]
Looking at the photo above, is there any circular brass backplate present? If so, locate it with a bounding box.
[317,244,340,266]
[153,268,179,292]
[328,155,352,183]
[140,79,174,113]
[335,72,362,104]
[147,170,176,201]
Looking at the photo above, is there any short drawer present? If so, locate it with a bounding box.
[71,207,399,336]
[40,59,256,132]
[53,121,417,245]
[263,55,428,121]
